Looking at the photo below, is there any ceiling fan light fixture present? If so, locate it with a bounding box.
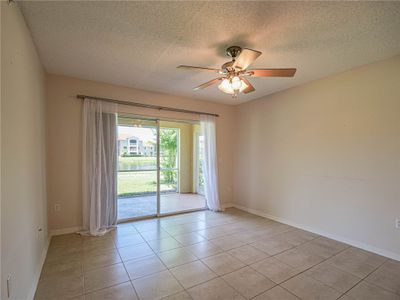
[230,76,242,90]
[218,78,248,95]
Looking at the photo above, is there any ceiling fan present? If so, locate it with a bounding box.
[177,46,296,98]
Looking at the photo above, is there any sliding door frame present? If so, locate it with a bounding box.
[117,113,207,224]
[156,119,161,217]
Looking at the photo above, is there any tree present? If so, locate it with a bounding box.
[160,128,178,184]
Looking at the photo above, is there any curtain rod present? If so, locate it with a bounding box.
[76,94,219,117]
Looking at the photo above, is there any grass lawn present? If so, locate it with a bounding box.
[117,156,178,197]
[118,170,177,198]
[118,171,156,197]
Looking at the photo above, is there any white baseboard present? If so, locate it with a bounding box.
[50,226,82,237]
[27,238,50,300]
[221,202,234,210]
[233,204,400,262]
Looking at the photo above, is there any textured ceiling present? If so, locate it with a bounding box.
[19,1,400,105]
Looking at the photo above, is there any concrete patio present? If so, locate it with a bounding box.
[118,193,206,219]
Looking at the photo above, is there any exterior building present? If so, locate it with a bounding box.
[118,136,156,156]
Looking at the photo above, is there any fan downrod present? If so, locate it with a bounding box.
[226,46,242,60]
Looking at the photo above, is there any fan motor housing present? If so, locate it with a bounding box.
[226,46,242,59]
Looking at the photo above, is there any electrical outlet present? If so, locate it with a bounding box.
[54,203,61,212]
[396,218,400,229]
[37,227,43,240]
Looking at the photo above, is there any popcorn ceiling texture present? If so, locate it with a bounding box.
[19,1,400,105]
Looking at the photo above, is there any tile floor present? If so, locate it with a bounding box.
[35,208,400,300]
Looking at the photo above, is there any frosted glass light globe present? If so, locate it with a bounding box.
[230,76,242,90]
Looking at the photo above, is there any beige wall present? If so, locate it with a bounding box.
[234,56,400,259]
[1,2,48,299]
[46,74,235,231]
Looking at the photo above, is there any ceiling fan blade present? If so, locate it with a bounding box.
[193,78,222,90]
[232,48,262,70]
[249,68,297,77]
[241,77,255,94]
[177,65,221,73]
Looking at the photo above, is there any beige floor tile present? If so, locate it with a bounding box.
[250,257,301,284]
[327,247,386,278]
[228,245,269,265]
[297,238,348,260]
[173,232,206,246]
[184,241,224,259]
[234,230,266,244]
[222,266,275,299]
[251,237,294,255]
[118,243,154,261]
[170,260,217,289]
[307,237,349,255]
[113,225,138,237]
[40,259,82,280]
[83,245,118,258]
[85,282,138,300]
[50,234,82,248]
[346,281,400,300]
[34,274,83,300]
[337,295,354,300]
[132,270,183,300]
[134,221,163,233]
[148,237,183,252]
[210,235,246,251]
[253,286,299,300]
[187,277,245,300]
[365,259,400,295]
[114,233,145,248]
[281,273,342,300]
[157,247,197,268]
[48,236,82,249]
[140,229,171,241]
[161,291,192,300]
[82,236,115,252]
[305,262,361,293]
[165,222,205,236]
[197,227,230,239]
[274,229,319,246]
[201,253,246,276]
[45,245,83,263]
[44,253,83,268]
[83,249,121,271]
[84,263,129,293]
[124,254,166,280]
[274,247,325,271]
[338,295,354,300]
[255,223,292,238]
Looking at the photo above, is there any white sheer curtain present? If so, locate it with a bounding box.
[200,115,221,211]
[81,98,118,236]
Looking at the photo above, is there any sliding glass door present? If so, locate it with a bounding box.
[117,117,158,220]
[117,116,206,221]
